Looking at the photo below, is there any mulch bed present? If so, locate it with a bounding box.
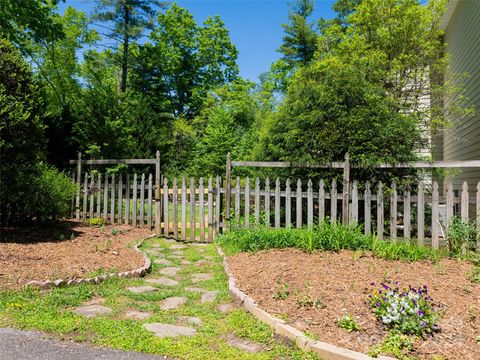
[0,221,151,289]
[227,248,480,359]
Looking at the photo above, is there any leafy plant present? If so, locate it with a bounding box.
[86,217,108,226]
[369,330,415,359]
[446,217,479,257]
[337,315,359,332]
[273,282,290,300]
[369,280,441,336]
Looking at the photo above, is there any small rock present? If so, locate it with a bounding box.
[218,303,236,313]
[127,285,158,294]
[201,291,219,304]
[171,244,186,249]
[191,273,213,283]
[159,267,180,276]
[146,278,178,286]
[226,334,264,353]
[143,323,196,338]
[74,304,112,318]
[154,258,172,266]
[111,251,119,255]
[125,310,152,320]
[160,296,187,310]
[179,316,202,326]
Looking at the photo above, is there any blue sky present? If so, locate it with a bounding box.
[59,0,337,82]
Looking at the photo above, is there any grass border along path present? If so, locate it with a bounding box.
[0,237,319,360]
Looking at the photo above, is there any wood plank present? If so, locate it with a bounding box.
[477,182,480,252]
[125,175,130,225]
[103,174,108,219]
[342,153,350,224]
[461,181,469,221]
[350,180,358,224]
[208,177,213,242]
[215,176,221,235]
[285,179,291,227]
[82,173,88,220]
[163,177,169,236]
[190,177,196,241]
[96,173,102,217]
[173,178,178,238]
[296,179,302,228]
[331,179,337,224]
[199,178,205,241]
[225,153,232,224]
[432,181,440,250]
[235,177,240,225]
[446,182,454,226]
[275,178,281,228]
[417,181,425,246]
[110,173,115,224]
[70,159,157,165]
[390,181,397,241]
[71,172,75,218]
[265,178,270,227]
[244,177,251,228]
[89,173,95,219]
[377,181,384,240]
[117,174,122,224]
[319,179,325,224]
[254,178,260,225]
[140,174,145,227]
[155,151,161,236]
[307,179,313,229]
[364,181,371,235]
[132,174,138,227]
[403,190,411,240]
[76,152,81,220]
[181,177,187,241]
[147,174,152,229]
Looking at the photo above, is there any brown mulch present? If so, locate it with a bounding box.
[0,221,151,289]
[227,248,480,360]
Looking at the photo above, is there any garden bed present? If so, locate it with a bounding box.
[227,248,480,359]
[0,221,150,289]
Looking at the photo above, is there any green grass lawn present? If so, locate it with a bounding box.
[0,238,319,360]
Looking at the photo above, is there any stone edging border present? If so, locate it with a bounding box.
[216,246,395,360]
[25,234,155,290]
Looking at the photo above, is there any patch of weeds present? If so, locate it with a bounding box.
[272,281,290,300]
[337,314,359,332]
[369,330,415,359]
[468,306,478,323]
[86,217,108,226]
[467,267,480,283]
[296,295,325,310]
[111,228,117,236]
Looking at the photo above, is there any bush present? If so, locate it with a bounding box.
[446,217,479,257]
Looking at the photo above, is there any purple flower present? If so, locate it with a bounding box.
[418,310,424,317]
[421,321,426,327]
[370,282,375,286]
[376,302,381,307]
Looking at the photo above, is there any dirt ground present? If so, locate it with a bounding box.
[227,248,480,360]
[0,221,151,289]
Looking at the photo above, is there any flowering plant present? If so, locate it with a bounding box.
[368,280,441,336]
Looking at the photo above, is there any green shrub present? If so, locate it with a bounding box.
[337,315,360,332]
[446,217,479,257]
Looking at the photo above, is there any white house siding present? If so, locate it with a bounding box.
[435,0,480,199]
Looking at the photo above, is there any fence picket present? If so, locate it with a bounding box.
[235,177,241,225]
[103,175,108,219]
[173,178,178,238]
[208,177,213,242]
[148,174,152,229]
[255,178,260,225]
[83,173,88,220]
[215,176,221,235]
[477,182,480,252]
[377,181,383,240]
[461,181,469,221]
[190,177,196,241]
[319,179,325,224]
[181,177,187,240]
[245,177,251,229]
[364,181,371,235]
[125,175,130,225]
[163,177,169,236]
[110,173,115,224]
[199,178,205,241]
[418,181,425,246]
[331,179,337,223]
[265,178,270,227]
[275,178,281,228]
[390,181,397,241]
[89,174,95,219]
[285,179,292,227]
[296,179,302,228]
[140,174,145,227]
[96,173,101,217]
[432,181,440,250]
[132,174,138,226]
[404,190,411,240]
[117,174,122,224]
[350,180,358,224]
[307,179,313,229]
[71,172,75,218]
[446,182,454,226]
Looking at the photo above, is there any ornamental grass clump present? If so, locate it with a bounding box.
[369,281,441,336]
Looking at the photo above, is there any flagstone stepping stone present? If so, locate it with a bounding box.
[74,304,112,318]
[191,243,209,247]
[151,243,161,248]
[160,296,187,310]
[204,256,215,260]
[179,316,202,326]
[171,244,186,249]
[154,258,172,266]
[159,267,181,276]
[172,250,184,256]
[191,273,213,283]
[201,291,219,304]
[143,323,196,338]
[83,296,105,305]
[226,334,264,353]
[125,310,152,320]
[169,255,184,259]
[180,260,191,265]
[184,287,205,293]
[146,277,178,286]
[127,285,157,294]
[195,260,211,266]
[218,303,236,313]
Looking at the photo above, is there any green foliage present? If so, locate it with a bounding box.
[86,217,108,226]
[368,330,415,359]
[446,217,479,257]
[272,282,290,300]
[337,315,360,332]
[217,223,442,262]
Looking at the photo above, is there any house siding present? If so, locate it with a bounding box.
[438,0,480,195]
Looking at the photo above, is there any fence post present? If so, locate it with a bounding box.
[76,152,82,220]
[225,152,232,228]
[155,150,161,236]
[342,152,350,225]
